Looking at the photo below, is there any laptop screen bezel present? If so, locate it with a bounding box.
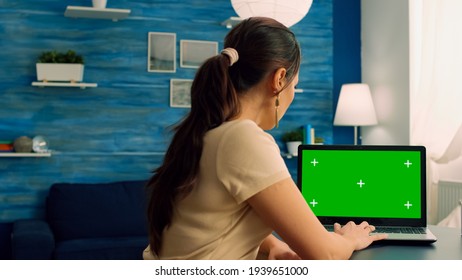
[297,144,427,227]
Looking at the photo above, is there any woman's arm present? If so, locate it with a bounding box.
[247,177,387,260]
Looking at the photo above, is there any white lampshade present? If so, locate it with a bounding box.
[230,0,313,28]
[334,83,378,126]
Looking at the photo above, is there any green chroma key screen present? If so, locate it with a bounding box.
[299,149,422,219]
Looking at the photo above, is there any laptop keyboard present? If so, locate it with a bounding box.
[324,225,426,234]
[374,227,426,234]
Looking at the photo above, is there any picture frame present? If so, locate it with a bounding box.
[148,32,176,73]
[170,79,193,108]
[180,40,218,68]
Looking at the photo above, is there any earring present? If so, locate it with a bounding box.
[275,94,280,128]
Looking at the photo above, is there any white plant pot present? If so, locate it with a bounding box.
[36,63,84,82]
[92,0,107,9]
[286,141,302,157]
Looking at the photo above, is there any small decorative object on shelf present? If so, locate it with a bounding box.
[302,124,315,144]
[314,137,325,145]
[282,129,303,157]
[13,136,33,153]
[92,0,107,9]
[0,140,14,152]
[32,135,50,153]
[221,16,243,29]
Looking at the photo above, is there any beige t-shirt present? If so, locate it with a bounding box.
[144,120,291,260]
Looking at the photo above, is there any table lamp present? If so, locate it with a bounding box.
[333,83,378,145]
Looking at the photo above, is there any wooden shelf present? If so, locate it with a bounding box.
[64,6,131,21]
[32,82,97,89]
[50,151,165,157]
[0,153,51,157]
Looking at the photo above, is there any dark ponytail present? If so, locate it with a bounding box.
[146,17,301,255]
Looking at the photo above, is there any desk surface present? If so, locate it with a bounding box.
[351,225,462,260]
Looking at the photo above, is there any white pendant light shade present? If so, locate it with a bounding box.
[230,0,313,27]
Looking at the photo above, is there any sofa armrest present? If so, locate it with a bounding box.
[11,219,55,260]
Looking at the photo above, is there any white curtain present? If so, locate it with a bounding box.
[410,0,462,225]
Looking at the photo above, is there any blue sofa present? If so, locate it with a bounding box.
[11,180,149,260]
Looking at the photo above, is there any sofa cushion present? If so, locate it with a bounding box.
[53,236,147,260]
[47,180,148,241]
[12,219,54,260]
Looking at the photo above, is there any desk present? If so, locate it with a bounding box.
[351,225,462,260]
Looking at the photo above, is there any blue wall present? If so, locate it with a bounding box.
[0,0,359,259]
[333,0,362,144]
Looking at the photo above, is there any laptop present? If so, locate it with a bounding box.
[297,144,437,243]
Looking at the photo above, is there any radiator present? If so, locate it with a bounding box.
[437,180,462,222]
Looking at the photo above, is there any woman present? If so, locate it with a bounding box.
[144,17,387,260]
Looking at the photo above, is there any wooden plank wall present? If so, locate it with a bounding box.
[0,0,333,222]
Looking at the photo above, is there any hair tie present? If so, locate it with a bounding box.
[221,48,239,67]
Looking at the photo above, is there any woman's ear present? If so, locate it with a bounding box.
[271,68,287,93]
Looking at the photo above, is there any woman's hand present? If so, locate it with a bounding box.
[334,221,388,251]
[259,234,301,260]
[267,241,301,260]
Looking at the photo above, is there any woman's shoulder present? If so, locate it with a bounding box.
[219,119,263,134]
[213,120,268,141]
[214,119,274,146]
[206,120,275,151]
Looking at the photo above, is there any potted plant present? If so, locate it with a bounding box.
[36,50,85,83]
[282,129,303,156]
